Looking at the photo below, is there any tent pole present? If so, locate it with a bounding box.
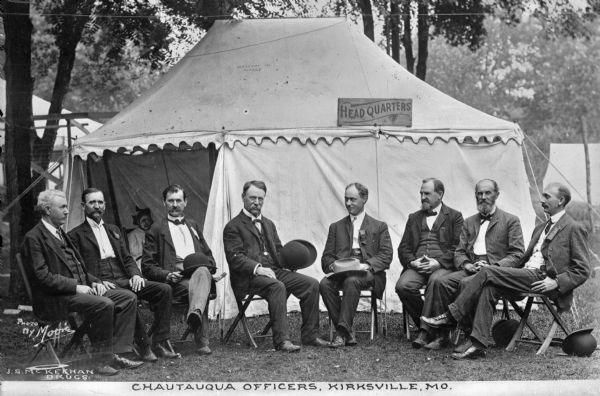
[102,151,123,229]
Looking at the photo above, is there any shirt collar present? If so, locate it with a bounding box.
[42,218,61,235]
[349,210,366,225]
[86,216,104,229]
[167,215,185,222]
[550,209,566,224]
[243,208,262,222]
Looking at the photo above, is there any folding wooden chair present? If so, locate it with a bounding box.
[16,253,91,364]
[504,292,570,355]
[222,294,277,348]
[329,287,387,341]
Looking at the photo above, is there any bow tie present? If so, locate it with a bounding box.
[422,210,437,217]
[479,213,492,223]
[169,218,186,226]
[252,219,263,226]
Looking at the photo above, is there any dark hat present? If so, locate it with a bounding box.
[131,206,152,226]
[328,258,368,280]
[181,253,217,278]
[280,239,317,270]
[562,328,597,357]
[491,319,520,347]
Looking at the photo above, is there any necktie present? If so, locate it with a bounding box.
[169,218,185,226]
[252,219,263,234]
[544,219,553,235]
[422,210,437,217]
[56,229,65,244]
[479,213,492,224]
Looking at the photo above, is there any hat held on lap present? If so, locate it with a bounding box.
[328,258,368,280]
[280,239,317,270]
[181,253,217,278]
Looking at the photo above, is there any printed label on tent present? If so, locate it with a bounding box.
[338,98,412,127]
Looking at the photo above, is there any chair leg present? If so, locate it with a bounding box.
[402,306,411,340]
[541,296,570,334]
[329,317,335,342]
[506,297,534,352]
[507,299,546,342]
[536,321,559,355]
[240,316,258,348]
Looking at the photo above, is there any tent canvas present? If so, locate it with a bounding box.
[69,18,536,319]
[543,143,600,205]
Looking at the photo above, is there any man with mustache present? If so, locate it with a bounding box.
[223,180,327,352]
[395,178,463,349]
[320,182,393,348]
[142,184,216,356]
[419,179,524,352]
[69,188,176,361]
[422,183,590,359]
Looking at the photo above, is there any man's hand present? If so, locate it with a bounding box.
[530,277,559,293]
[359,263,371,271]
[91,282,107,296]
[103,281,116,290]
[75,285,93,294]
[420,257,441,274]
[129,275,145,292]
[464,263,478,274]
[256,267,276,279]
[410,257,429,273]
[166,272,183,284]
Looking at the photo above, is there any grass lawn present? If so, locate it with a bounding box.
[1,275,599,382]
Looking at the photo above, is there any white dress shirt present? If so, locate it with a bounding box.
[350,210,366,249]
[472,207,496,256]
[425,203,442,230]
[243,209,265,275]
[167,216,195,261]
[524,210,566,270]
[86,217,116,259]
[42,219,64,242]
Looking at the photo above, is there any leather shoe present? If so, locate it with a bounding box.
[345,332,357,346]
[111,354,144,370]
[276,340,301,352]
[424,336,449,350]
[139,347,158,362]
[187,309,203,332]
[329,335,345,348]
[420,312,456,328]
[412,330,430,349]
[153,341,180,359]
[304,337,329,347]
[197,345,212,355]
[453,338,472,353]
[451,345,486,360]
[95,364,119,376]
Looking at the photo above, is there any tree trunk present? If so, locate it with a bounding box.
[390,0,401,63]
[3,0,35,303]
[32,2,91,199]
[402,0,415,73]
[415,0,429,80]
[358,0,375,41]
[581,115,593,231]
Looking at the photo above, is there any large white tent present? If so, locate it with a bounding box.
[70,18,536,318]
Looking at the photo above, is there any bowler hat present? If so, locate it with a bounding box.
[491,319,520,347]
[328,258,368,280]
[181,253,217,278]
[562,328,597,357]
[280,239,317,270]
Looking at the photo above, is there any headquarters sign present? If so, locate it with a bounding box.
[338,98,412,127]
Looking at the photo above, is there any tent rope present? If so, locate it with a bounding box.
[523,133,600,220]
[523,139,542,201]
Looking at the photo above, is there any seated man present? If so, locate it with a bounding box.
[422,183,590,359]
[69,188,177,360]
[127,206,153,269]
[420,179,524,350]
[320,182,393,347]
[395,178,463,349]
[142,184,216,356]
[223,180,327,352]
[22,190,143,376]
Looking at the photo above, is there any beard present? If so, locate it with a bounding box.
[477,199,494,215]
[421,201,431,211]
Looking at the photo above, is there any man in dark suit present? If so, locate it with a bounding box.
[69,188,177,361]
[320,182,393,348]
[223,180,327,352]
[21,190,142,376]
[422,183,590,359]
[142,184,215,355]
[395,178,463,349]
[420,178,524,351]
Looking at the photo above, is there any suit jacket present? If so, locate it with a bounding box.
[21,222,99,321]
[521,213,590,310]
[454,208,524,269]
[141,218,214,282]
[321,213,393,298]
[223,211,283,298]
[68,220,141,287]
[397,203,464,270]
